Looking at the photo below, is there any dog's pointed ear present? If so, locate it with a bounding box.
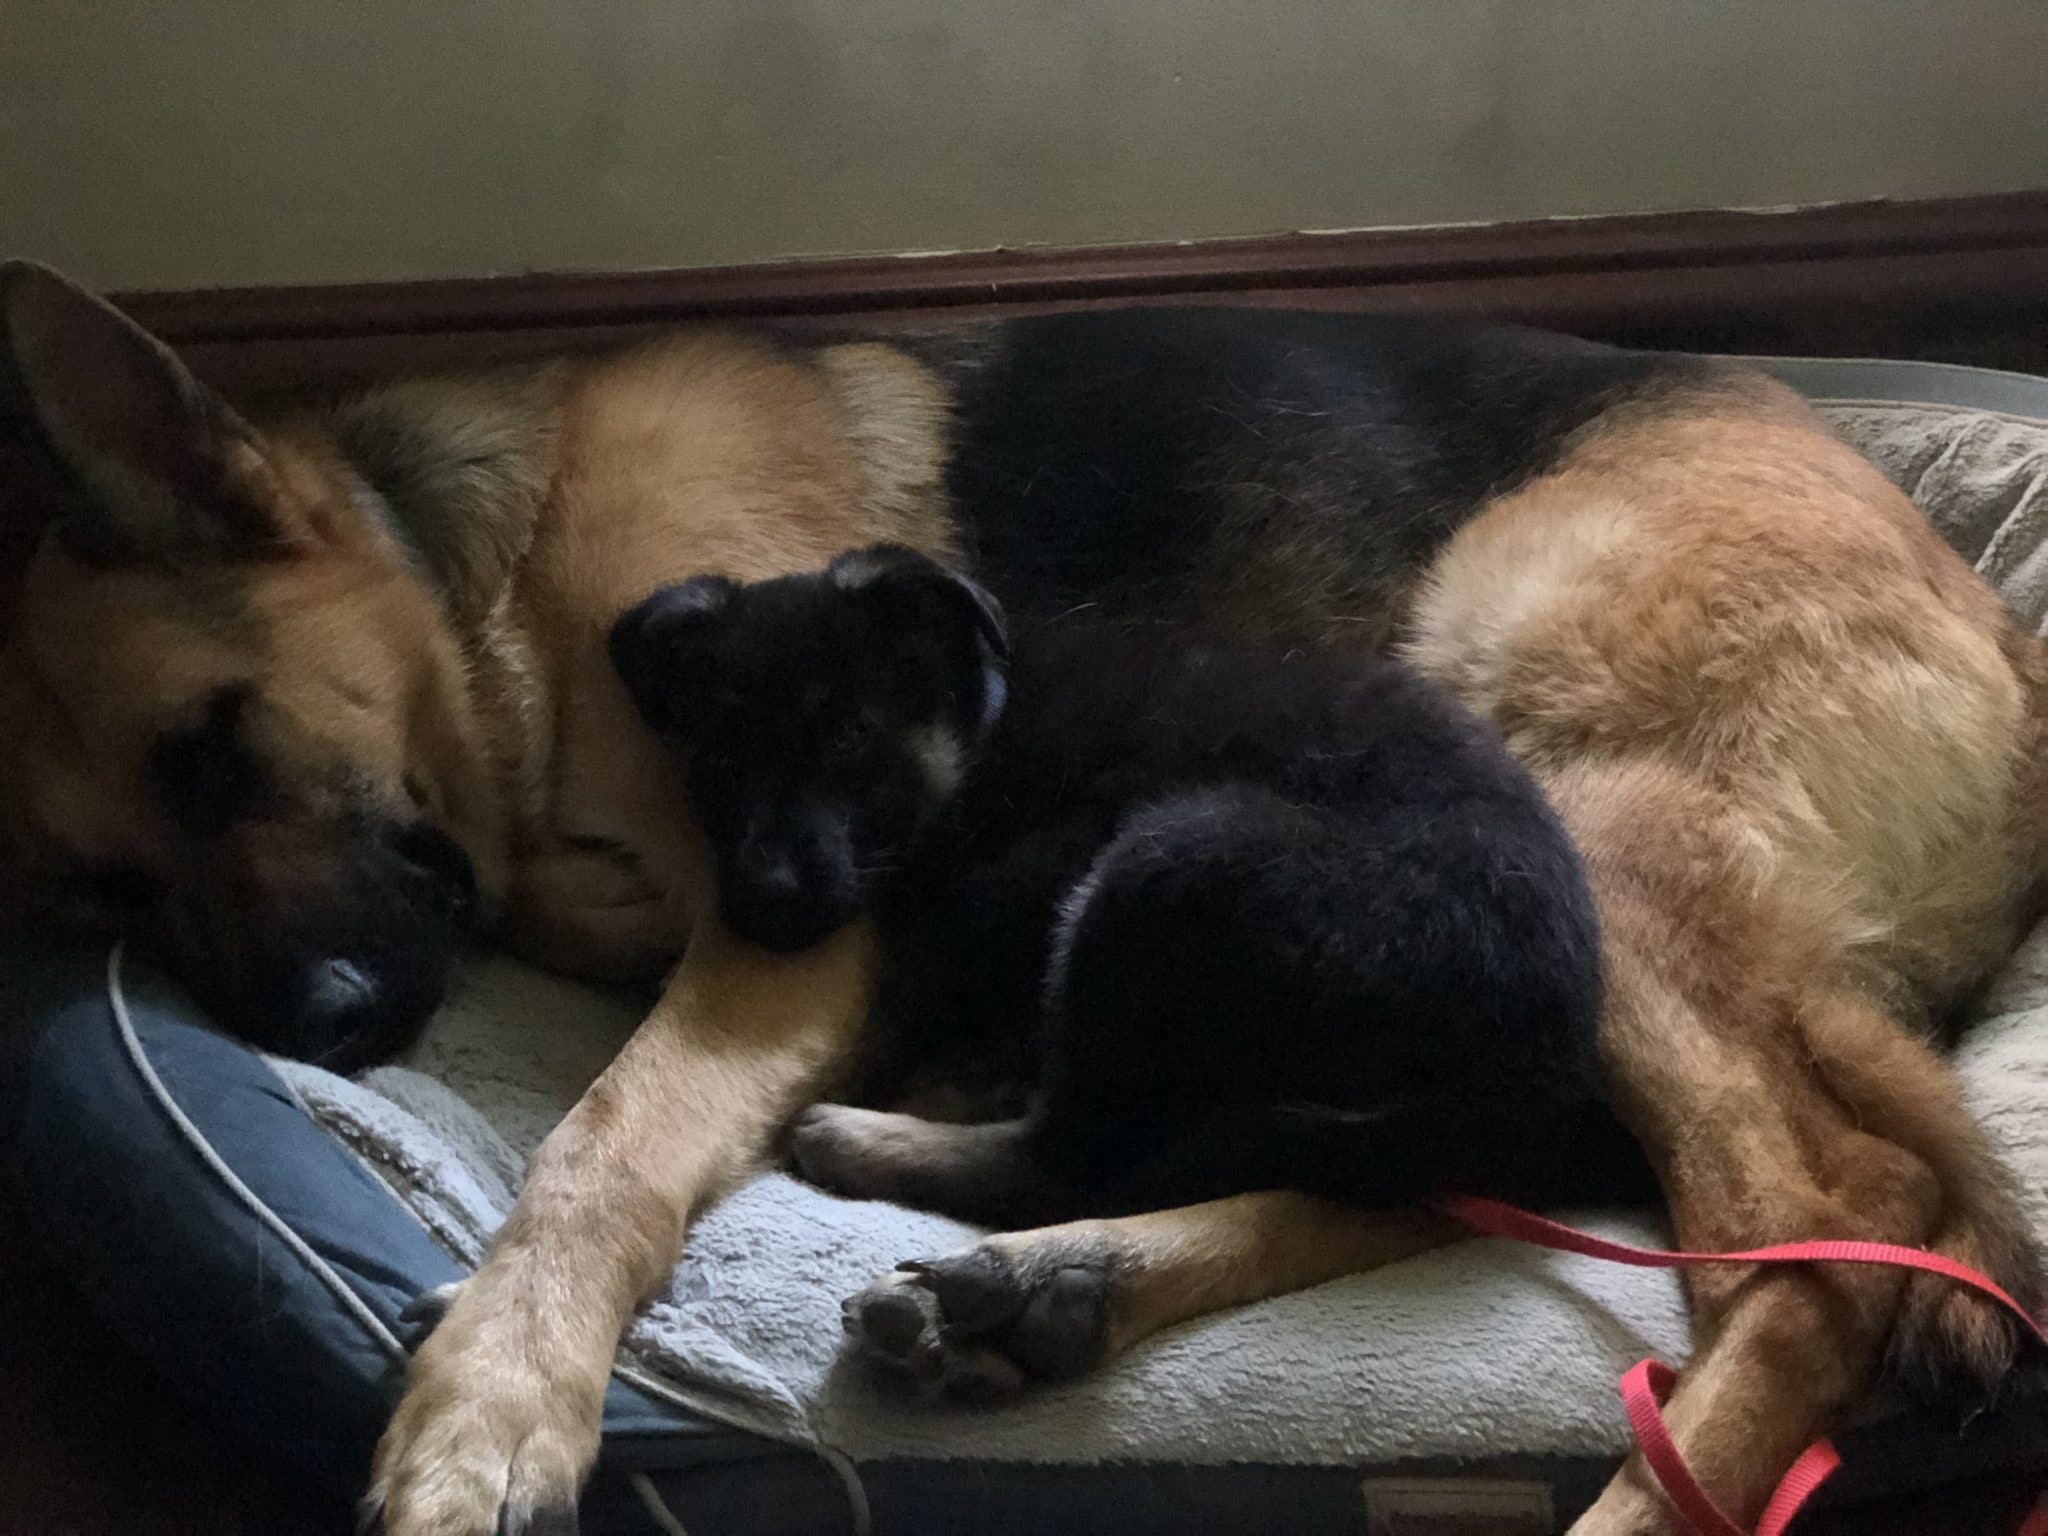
[608,574,740,733]
[1,260,287,566]
[829,544,1010,663]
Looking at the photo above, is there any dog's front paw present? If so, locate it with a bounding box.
[842,1239,1115,1402]
[361,1281,606,1536]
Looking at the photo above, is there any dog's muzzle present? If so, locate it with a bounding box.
[232,819,479,1073]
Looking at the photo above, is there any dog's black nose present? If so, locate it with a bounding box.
[253,953,394,1071]
[257,940,452,1073]
[304,956,378,1020]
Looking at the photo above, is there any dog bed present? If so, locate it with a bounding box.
[5,355,2048,1535]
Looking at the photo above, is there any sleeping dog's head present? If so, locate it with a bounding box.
[609,544,1009,952]
[0,262,502,1071]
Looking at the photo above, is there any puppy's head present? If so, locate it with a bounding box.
[0,262,505,1070]
[610,543,1009,953]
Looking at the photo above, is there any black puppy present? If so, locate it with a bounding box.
[610,544,1627,1227]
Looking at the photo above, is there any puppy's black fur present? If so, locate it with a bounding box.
[612,545,1638,1223]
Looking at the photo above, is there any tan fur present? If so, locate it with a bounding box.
[473,334,954,975]
[1393,386,2047,1531]
[6,263,2042,1535]
[370,917,877,1531]
[0,271,957,1530]
[354,337,958,1527]
[2,430,510,985]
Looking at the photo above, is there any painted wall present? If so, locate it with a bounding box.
[5,1,2046,291]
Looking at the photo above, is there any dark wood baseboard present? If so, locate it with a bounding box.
[94,190,2048,389]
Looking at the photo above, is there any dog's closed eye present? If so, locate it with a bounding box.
[147,683,279,837]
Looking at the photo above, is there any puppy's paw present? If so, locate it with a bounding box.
[361,1281,605,1536]
[788,1103,929,1201]
[843,1239,1115,1402]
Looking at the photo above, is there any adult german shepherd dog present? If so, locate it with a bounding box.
[1,260,2041,1535]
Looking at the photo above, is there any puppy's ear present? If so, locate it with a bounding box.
[829,543,1009,663]
[608,575,740,733]
[1,260,291,566]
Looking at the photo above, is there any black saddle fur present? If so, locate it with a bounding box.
[611,545,1650,1222]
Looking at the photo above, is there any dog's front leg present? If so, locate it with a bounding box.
[829,1186,1460,1398]
[363,917,875,1536]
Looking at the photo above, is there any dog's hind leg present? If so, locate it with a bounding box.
[1797,990,2043,1402]
[840,1192,1459,1398]
[1572,959,1956,1536]
[364,918,876,1536]
[789,1104,1081,1227]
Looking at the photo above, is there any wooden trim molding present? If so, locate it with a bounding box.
[84,190,2048,384]
[114,191,2048,341]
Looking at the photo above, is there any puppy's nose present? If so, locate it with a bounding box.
[724,832,855,953]
[743,847,805,900]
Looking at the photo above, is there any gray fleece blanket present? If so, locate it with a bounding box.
[274,394,2048,1471]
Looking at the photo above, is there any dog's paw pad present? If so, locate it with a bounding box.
[396,1281,463,1350]
[843,1273,945,1369]
[1004,1264,1113,1380]
[844,1245,1114,1400]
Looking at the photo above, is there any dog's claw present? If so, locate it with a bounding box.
[396,1281,462,1349]
[353,1493,385,1536]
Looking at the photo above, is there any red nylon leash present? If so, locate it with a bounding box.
[1618,1360,1840,1536]
[1432,1194,2048,1536]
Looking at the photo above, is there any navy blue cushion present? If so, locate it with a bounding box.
[0,940,769,1530]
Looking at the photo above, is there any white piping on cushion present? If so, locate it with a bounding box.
[105,942,875,1536]
[630,1473,692,1535]
[104,941,408,1363]
[815,1443,873,1536]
